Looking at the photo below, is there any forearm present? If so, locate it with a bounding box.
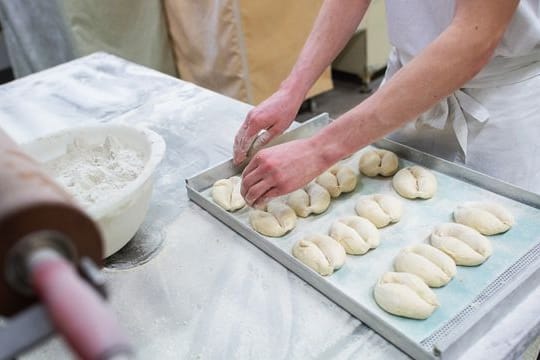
[313,0,518,165]
[281,0,371,98]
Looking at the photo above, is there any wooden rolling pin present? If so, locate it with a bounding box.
[0,129,132,359]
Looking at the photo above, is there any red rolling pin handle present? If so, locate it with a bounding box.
[28,248,133,360]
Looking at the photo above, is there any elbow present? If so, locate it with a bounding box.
[458,24,506,77]
[469,37,499,75]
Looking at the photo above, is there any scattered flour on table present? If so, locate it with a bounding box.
[45,136,144,208]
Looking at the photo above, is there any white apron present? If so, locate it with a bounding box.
[383,1,540,194]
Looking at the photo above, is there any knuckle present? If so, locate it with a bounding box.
[247,109,263,123]
[273,172,285,187]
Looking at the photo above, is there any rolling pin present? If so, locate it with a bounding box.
[0,128,132,359]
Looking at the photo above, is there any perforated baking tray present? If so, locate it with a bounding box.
[186,113,540,360]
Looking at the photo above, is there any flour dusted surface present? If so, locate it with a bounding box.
[45,136,144,208]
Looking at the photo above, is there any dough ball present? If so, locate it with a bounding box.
[212,176,245,211]
[453,201,514,235]
[292,234,346,276]
[316,164,358,197]
[250,199,297,237]
[355,194,403,228]
[330,216,380,255]
[287,182,331,217]
[392,166,437,199]
[430,223,492,266]
[359,149,399,177]
[393,244,456,287]
[374,272,439,319]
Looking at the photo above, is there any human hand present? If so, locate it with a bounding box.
[241,137,331,208]
[233,88,303,166]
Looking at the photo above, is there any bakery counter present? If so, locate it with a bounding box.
[0,53,537,360]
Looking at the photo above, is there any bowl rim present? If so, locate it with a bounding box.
[20,124,167,219]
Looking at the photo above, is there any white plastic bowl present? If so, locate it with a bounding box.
[21,124,166,258]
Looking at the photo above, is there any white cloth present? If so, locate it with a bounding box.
[383,0,540,194]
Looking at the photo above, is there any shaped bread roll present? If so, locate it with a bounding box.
[355,194,403,228]
[212,175,245,211]
[292,234,346,276]
[287,182,331,217]
[359,149,399,177]
[453,201,514,235]
[392,166,437,199]
[316,164,357,198]
[430,223,492,266]
[250,199,297,237]
[374,272,439,319]
[330,216,380,255]
[393,244,456,287]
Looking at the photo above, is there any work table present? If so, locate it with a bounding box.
[0,53,538,360]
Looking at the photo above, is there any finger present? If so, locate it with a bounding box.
[253,188,281,209]
[234,132,256,166]
[241,168,264,198]
[242,153,263,180]
[233,115,265,165]
[244,179,272,207]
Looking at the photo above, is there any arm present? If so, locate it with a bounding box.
[233,0,371,165]
[280,0,371,100]
[313,0,520,165]
[242,0,519,207]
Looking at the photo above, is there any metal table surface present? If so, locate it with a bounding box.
[0,53,538,360]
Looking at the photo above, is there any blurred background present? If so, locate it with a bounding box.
[0,0,391,117]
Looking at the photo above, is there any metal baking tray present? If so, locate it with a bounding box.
[186,113,540,360]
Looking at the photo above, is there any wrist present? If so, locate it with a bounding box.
[308,129,349,170]
[308,107,379,168]
[279,77,310,106]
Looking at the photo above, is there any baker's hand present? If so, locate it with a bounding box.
[241,137,330,208]
[233,88,303,166]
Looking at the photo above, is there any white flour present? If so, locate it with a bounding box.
[45,136,145,208]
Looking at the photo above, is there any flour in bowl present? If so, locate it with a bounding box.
[45,136,145,208]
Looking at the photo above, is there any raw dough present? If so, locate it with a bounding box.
[292,234,346,276]
[453,201,514,235]
[250,199,297,237]
[287,182,331,217]
[316,164,358,197]
[355,194,403,228]
[393,244,456,287]
[430,223,492,266]
[359,149,399,177]
[374,272,439,320]
[392,166,437,199]
[330,216,380,255]
[212,176,245,211]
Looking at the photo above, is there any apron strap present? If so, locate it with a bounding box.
[416,90,489,156]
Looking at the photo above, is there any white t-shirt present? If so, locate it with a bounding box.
[385,0,540,65]
[383,0,540,193]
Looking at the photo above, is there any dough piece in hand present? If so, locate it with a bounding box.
[250,199,297,237]
[374,272,439,320]
[287,182,331,217]
[392,166,437,199]
[359,149,399,177]
[394,244,456,287]
[330,216,380,255]
[316,164,358,198]
[453,202,514,235]
[355,194,403,228]
[292,234,346,276]
[430,223,492,266]
[212,176,245,211]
